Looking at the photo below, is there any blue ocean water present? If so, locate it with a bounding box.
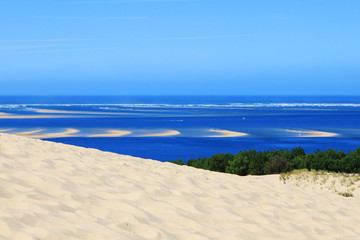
[1,95,360,162]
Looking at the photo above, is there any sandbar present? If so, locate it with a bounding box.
[31,108,128,115]
[12,129,45,136]
[208,129,248,137]
[0,114,84,119]
[11,128,80,139]
[285,129,338,137]
[0,133,359,239]
[88,130,132,137]
[0,129,12,133]
[138,130,180,137]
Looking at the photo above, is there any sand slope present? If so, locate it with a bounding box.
[0,133,360,239]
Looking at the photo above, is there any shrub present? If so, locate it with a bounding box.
[266,156,291,174]
[338,192,354,197]
[169,159,184,165]
[226,155,249,176]
[208,153,233,172]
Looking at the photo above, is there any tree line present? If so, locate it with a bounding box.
[169,147,360,175]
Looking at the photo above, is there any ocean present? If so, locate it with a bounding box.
[1,95,360,162]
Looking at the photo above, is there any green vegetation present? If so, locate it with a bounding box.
[338,192,354,197]
[169,147,360,175]
[279,169,360,197]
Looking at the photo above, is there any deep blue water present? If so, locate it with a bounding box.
[1,95,360,162]
[49,137,360,162]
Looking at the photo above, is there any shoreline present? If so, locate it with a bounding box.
[0,133,359,239]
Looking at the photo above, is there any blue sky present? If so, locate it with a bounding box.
[1,0,359,95]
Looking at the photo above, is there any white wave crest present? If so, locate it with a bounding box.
[1,102,360,110]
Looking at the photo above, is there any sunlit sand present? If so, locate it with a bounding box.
[208,129,248,137]
[138,130,180,137]
[11,129,45,136]
[10,128,80,139]
[285,129,338,137]
[0,129,12,133]
[88,130,132,137]
[0,133,359,239]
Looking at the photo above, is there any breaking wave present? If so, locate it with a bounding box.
[1,103,360,111]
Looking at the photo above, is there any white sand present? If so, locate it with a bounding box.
[88,130,132,137]
[280,170,360,198]
[10,128,80,139]
[285,129,338,137]
[138,130,180,137]
[1,133,360,239]
[11,129,46,136]
[31,128,80,139]
[208,129,248,137]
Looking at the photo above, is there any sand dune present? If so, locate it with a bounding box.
[138,130,180,137]
[208,129,248,137]
[0,133,359,239]
[88,130,132,137]
[285,129,338,137]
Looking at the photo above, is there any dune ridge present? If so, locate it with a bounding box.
[0,133,360,239]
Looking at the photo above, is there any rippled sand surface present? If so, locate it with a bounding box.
[0,133,359,239]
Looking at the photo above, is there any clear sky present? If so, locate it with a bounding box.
[1,0,359,95]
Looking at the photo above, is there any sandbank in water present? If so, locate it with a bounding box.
[208,129,248,137]
[88,130,132,137]
[285,129,338,137]
[138,130,180,137]
[9,128,80,139]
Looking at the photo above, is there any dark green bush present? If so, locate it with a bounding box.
[266,156,291,174]
[169,147,360,176]
[169,159,184,165]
